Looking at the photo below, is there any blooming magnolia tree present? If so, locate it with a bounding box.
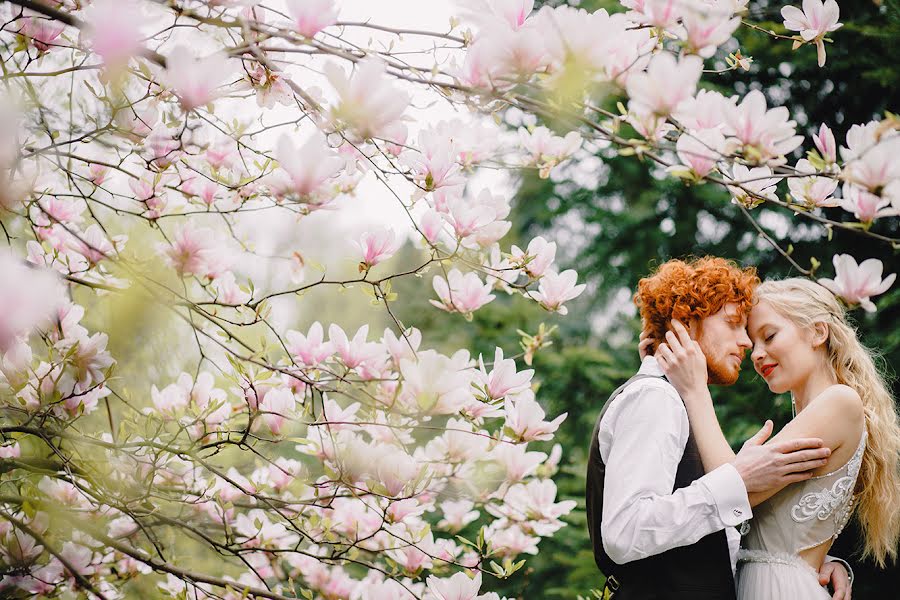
[0,0,897,598]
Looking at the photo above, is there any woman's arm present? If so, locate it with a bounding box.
[656,320,845,506]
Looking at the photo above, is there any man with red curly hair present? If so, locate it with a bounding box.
[585,256,852,599]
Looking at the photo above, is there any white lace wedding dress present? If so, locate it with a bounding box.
[736,429,867,599]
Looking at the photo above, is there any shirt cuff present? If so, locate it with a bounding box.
[699,463,752,527]
[825,555,854,588]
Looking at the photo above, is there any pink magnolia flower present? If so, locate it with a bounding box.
[510,235,556,279]
[405,130,465,191]
[437,500,480,532]
[491,442,546,483]
[680,2,740,58]
[83,0,144,69]
[442,193,495,241]
[381,326,422,365]
[328,324,383,369]
[818,254,895,312]
[518,126,582,178]
[19,16,65,52]
[504,391,566,441]
[477,347,534,401]
[674,89,733,131]
[626,53,702,117]
[726,164,780,208]
[258,387,296,435]
[205,140,237,171]
[787,159,838,207]
[354,227,402,269]
[813,123,837,164]
[158,224,223,279]
[674,128,726,178]
[212,271,251,305]
[241,64,294,109]
[324,58,410,140]
[373,445,420,497]
[418,208,444,244]
[430,269,496,315]
[488,478,576,534]
[88,163,109,185]
[724,90,803,165]
[143,126,182,171]
[0,442,20,458]
[268,132,344,199]
[164,46,232,110]
[781,0,842,67]
[0,250,64,353]
[426,571,483,600]
[841,135,900,195]
[285,0,339,38]
[839,183,893,223]
[399,350,475,415]
[458,0,535,31]
[285,322,334,367]
[486,525,540,557]
[532,269,585,315]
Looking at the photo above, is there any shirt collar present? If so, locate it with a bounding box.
[638,355,665,378]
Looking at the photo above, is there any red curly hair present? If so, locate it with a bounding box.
[634,257,759,354]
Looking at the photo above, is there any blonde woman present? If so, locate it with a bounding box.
[653,278,900,599]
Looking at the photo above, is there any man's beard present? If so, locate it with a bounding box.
[707,356,740,386]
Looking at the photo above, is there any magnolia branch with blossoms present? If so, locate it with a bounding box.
[0,0,897,598]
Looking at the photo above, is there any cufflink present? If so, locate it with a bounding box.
[733,508,743,518]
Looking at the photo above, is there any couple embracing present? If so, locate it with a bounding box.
[586,257,900,599]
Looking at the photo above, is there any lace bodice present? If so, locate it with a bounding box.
[742,429,867,555]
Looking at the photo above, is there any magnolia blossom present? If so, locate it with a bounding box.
[426,571,484,600]
[269,132,344,200]
[477,347,533,401]
[325,58,410,140]
[787,159,838,207]
[354,227,402,269]
[18,16,65,52]
[458,0,535,31]
[532,269,585,315]
[286,322,334,367]
[504,391,567,442]
[726,164,779,208]
[436,500,480,532]
[813,123,837,164]
[430,269,496,315]
[399,350,475,415]
[724,90,803,165]
[328,324,383,370]
[626,53,702,116]
[781,0,842,66]
[510,236,556,278]
[258,387,296,435]
[405,130,464,191]
[165,46,232,110]
[818,254,895,312]
[0,250,64,353]
[680,1,740,58]
[673,128,726,179]
[158,224,224,279]
[285,0,339,37]
[83,0,144,68]
[674,89,733,131]
[518,126,582,178]
[839,183,893,223]
[240,64,294,109]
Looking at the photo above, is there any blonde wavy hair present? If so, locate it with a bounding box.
[756,278,900,567]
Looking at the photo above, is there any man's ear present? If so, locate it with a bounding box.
[687,318,700,340]
[812,321,829,347]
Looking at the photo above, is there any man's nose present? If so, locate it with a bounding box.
[737,330,752,349]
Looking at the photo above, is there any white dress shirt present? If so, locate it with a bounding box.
[597,356,751,573]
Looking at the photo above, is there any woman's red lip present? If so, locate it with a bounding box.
[760,364,777,377]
